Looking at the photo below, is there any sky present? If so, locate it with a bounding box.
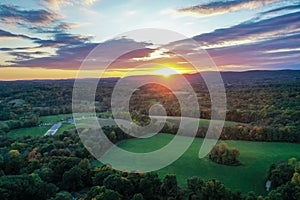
[0,0,299,80]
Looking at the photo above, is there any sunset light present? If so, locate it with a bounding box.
[150,67,180,77]
[0,0,299,198]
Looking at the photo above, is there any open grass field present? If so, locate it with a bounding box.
[40,112,96,123]
[7,126,50,138]
[196,118,244,126]
[7,113,299,195]
[112,133,300,195]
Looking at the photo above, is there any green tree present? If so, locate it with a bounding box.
[209,142,241,166]
[62,166,85,191]
[0,174,56,200]
[267,163,294,189]
[201,179,229,200]
[139,172,161,200]
[103,174,134,199]
[35,166,56,183]
[288,157,298,165]
[161,174,178,199]
[50,192,73,200]
[93,170,114,186]
[267,182,300,200]
[21,160,41,174]
[86,186,119,200]
[131,193,144,200]
[4,149,24,174]
[51,192,73,200]
[78,158,92,186]
[244,191,257,200]
[187,176,204,200]
[291,172,300,186]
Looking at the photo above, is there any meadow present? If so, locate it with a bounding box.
[7,126,50,138]
[114,133,300,195]
[6,112,300,195]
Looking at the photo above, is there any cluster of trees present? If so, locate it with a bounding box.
[198,125,300,143]
[157,121,300,143]
[209,142,241,166]
[265,158,300,199]
[0,102,40,134]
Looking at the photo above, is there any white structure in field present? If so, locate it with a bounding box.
[266,180,271,192]
[44,122,62,136]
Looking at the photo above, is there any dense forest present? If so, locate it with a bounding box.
[0,70,299,142]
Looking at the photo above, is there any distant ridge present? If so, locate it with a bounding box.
[0,69,299,82]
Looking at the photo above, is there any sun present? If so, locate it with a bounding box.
[150,67,180,77]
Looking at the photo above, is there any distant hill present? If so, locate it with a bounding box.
[0,70,299,83]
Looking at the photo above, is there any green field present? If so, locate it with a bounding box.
[111,133,300,195]
[40,112,96,123]
[7,126,50,138]
[6,113,300,195]
[7,124,76,138]
[196,118,244,126]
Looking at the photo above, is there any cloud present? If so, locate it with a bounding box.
[0,2,97,67]
[164,4,300,70]
[40,0,98,10]
[0,4,79,35]
[191,11,300,48]
[206,33,300,69]
[260,4,300,15]
[0,29,32,40]
[8,51,49,61]
[0,4,60,25]
[9,37,153,70]
[178,0,280,16]
[2,2,299,72]
[57,22,80,30]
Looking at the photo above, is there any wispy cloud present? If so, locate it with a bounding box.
[1,1,299,72]
[10,37,153,69]
[187,6,300,69]
[0,3,94,67]
[260,4,300,15]
[145,4,300,70]
[0,4,60,24]
[178,0,280,16]
[39,0,98,10]
[0,29,32,40]
[191,11,300,48]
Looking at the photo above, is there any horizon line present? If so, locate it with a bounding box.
[0,69,299,82]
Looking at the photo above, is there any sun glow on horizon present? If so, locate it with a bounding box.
[149,67,181,77]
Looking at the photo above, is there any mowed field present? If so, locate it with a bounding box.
[8,126,50,138]
[6,114,300,194]
[114,133,300,195]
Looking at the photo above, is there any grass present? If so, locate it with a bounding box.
[6,113,300,195]
[196,118,244,126]
[111,133,300,195]
[7,126,50,138]
[40,112,96,123]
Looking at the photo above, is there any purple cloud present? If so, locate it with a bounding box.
[0,4,60,25]
[178,0,280,16]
